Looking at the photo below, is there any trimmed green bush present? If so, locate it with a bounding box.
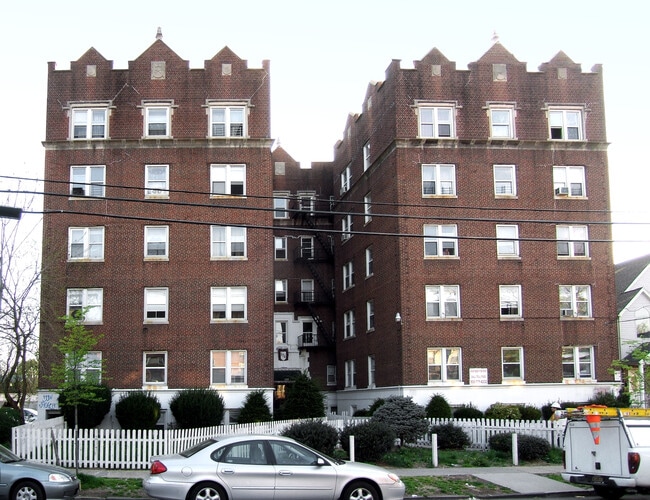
[281,420,338,455]
[426,394,452,418]
[489,432,551,461]
[238,390,272,424]
[430,422,470,449]
[170,388,224,429]
[485,403,521,420]
[115,391,161,430]
[340,421,396,462]
[59,384,112,428]
[453,404,484,419]
[371,396,428,446]
[489,432,513,453]
[0,407,22,446]
[518,405,542,421]
[281,373,325,419]
[367,398,385,416]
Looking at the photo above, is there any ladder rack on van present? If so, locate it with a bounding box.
[565,406,650,419]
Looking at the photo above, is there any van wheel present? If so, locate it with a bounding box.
[593,485,624,500]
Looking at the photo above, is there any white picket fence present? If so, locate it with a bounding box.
[13,416,563,469]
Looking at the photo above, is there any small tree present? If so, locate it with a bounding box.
[370,396,428,446]
[169,388,224,428]
[115,391,161,430]
[426,393,452,418]
[281,373,325,419]
[58,384,112,428]
[238,389,272,423]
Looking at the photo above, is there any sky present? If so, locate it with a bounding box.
[1,0,648,263]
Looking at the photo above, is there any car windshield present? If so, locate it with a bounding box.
[0,444,23,463]
[180,439,218,458]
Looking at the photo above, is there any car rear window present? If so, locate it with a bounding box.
[180,439,218,458]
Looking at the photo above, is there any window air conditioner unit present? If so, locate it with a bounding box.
[555,187,569,196]
[71,187,85,196]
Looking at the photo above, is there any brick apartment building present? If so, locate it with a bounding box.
[38,33,619,424]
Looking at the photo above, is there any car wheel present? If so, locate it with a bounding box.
[12,481,44,500]
[188,482,227,500]
[593,485,624,500]
[342,481,379,500]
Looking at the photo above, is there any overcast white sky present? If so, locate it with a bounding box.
[1,0,648,263]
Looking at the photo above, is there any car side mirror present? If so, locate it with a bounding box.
[315,457,328,466]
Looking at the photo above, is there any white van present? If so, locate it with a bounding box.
[562,407,650,499]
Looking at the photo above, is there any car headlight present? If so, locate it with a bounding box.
[377,473,402,485]
[48,473,73,482]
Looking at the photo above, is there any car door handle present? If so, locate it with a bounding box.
[221,469,235,474]
[278,470,293,476]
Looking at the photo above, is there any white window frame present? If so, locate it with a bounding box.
[70,165,105,197]
[342,215,353,241]
[422,164,456,196]
[502,347,524,381]
[273,192,289,219]
[366,300,375,331]
[493,165,517,196]
[144,104,171,138]
[559,285,592,318]
[301,280,314,303]
[365,246,374,277]
[496,224,519,258]
[275,279,288,303]
[499,285,522,319]
[562,346,594,380]
[340,165,351,194]
[143,351,167,385]
[297,192,315,215]
[81,351,102,384]
[345,359,356,388]
[209,105,246,138]
[300,237,314,259]
[344,310,355,339]
[71,107,108,140]
[145,164,169,198]
[368,355,376,388]
[211,226,247,259]
[275,320,288,344]
[67,288,103,324]
[364,193,372,224]
[425,285,460,319]
[327,365,337,386]
[548,108,583,141]
[144,226,169,259]
[68,227,104,261]
[418,105,455,138]
[424,224,458,257]
[210,164,246,196]
[489,107,515,139]
[343,261,354,290]
[211,286,247,321]
[553,166,586,197]
[211,350,247,385]
[302,321,315,344]
[363,142,371,171]
[427,347,462,383]
[144,287,169,323]
[274,236,287,260]
[556,225,589,258]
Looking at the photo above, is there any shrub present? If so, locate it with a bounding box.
[489,432,551,461]
[237,390,272,424]
[489,432,513,453]
[340,421,396,462]
[453,404,484,419]
[371,396,428,446]
[430,422,470,450]
[0,407,22,446]
[281,373,325,419]
[485,403,521,420]
[170,388,224,429]
[59,384,112,428]
[588,392,621,408]
[425,394,452,418]
[367,398,385,416]
[518,405,542,421]
[281,420,338,455]
[115,391,161,430]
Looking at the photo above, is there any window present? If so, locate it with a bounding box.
[275,279,288,303]
[145,226,169,258]
[144,352,167,384]
[426,285,460,319]
[275,321,287,344]
[209,105,246,137]
[211,226,246,258]
[499,285,522,318]
[559,285,592,318]
[340,165,351,194]
[273,192,289,219]
[427,347,461,382]
[327,365,337,386]
[81,351,102,384]
[70,165,105,197]
[368,355,375,388]
[301,280,314,302]
[344,310,355,338]
[67,288,103,323]
[363,142,371,171]
[366,300,375,331]
[342,215,353,241]
[144,105,171,137]
[343,261,354,290]
[365,246,374,277]
[302,321,315,344]
[489,107,515,139]
[71,107,107,139]
[553,166,586,197]
[144,287,168,323]
[502,347,523,380]
[211,350,246,384]
[496,225,519,257]
[145,165,169,198]
[300,237,314,259]
[419,105,455,138]
[424,224,458,257]
[548,108,583,140]
[68,227,104,260]
[210,164,246,196]
[562,346,594,379]
[211,287,247,321]
[494,165,517,196]
[297,192,315,215]
[364,193,372,224]
[345,359,356,388]
[556,225,589,257]
[274,237,287,259]
[635,309,650,335]
[422,164,456,196]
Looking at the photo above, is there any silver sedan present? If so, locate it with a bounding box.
[143,434,405,500]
